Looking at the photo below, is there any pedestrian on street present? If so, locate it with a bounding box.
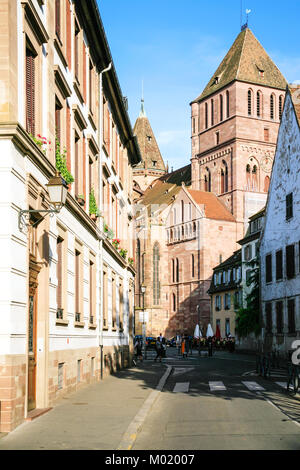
[134,338,143,363]
[154,337,163,362]
[176,333,181,355]
[208,336,213,357]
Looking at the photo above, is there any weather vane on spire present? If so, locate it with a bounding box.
[140,79,146,117]
[241,7,252,31]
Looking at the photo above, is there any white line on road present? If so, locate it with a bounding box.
[173,382,190,393]
[275,382,287,389]
[209,381,227,391]
[117,365,172,450]
[242,381,265,391]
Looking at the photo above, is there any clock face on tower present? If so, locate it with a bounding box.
[261,156,273,173]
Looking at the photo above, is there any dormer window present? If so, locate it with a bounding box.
[152,160,157,167]
[147,135,152,142]
[214,76,219,85]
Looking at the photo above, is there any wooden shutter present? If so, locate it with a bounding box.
[55,104,61,143]
[26,49,35,136]
[55,0,61,39]
[57,238,63,309]
[265,254,272,283]
[286,244,295,279]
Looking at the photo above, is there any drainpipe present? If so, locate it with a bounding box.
[98,62,112,379]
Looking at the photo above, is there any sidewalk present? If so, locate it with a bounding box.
[0,361,169,450]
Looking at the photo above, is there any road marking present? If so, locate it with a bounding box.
[242,381,265,391]
[173,382,190,393]
[275,382,287,389]
[117,366,172,450]
[209,381,226,391]
[173,368,194,377]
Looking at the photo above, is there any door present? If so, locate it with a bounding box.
[28,255,41,412]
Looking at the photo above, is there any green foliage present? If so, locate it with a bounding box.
[119,248,128,259]
[89,189,100,216]
[55,138,74,185]
[235,257,261,338]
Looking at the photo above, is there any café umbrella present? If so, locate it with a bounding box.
[216,323,221,339]
[206,323,214,338]
[194,324,200,339]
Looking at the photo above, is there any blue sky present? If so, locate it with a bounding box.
[98,0,300,170]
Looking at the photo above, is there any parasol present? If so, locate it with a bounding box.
[194,324,200,339]
[206,323,214,338]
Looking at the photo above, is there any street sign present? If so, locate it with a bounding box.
[139,311,148,323]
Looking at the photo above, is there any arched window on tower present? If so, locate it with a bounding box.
[181,200,184,222]
[172,293,176,312]
[279,95,284,120]
[257,91,262,117]
[270,94,275,120]
[220,94,223,122]
[264,176,270,193]
[153,243,160,305]
[176,258,179,282]
[220,168,225,194]
[172,259,175,283]
[246,164,251,190]
[252,165,258,191]
[211,99,214,126]
[192,254,195,278]
[248,89,252,116]
[205,102,208,129]
[226,90,230,118]
[204,167,211,192]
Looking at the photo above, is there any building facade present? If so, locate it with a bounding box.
[208,250,242,338]
[260,86,300,355]
[0,0,140,432]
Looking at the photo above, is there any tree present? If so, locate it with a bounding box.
[235,257,261,338]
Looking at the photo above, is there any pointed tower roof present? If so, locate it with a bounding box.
[192,28,287,103]
[133,100,166,173]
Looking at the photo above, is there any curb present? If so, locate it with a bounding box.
[116,365,172,451]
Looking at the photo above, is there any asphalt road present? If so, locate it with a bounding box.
[0,346,299,451]
[133,347,300,450]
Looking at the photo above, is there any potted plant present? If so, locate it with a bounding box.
[119,248,128,260]
[89,189,100,221]
[112,238,121,250]
[76,194,85,206]
[128,257,134,266]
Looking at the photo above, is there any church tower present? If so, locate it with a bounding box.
[190,27,287,237]
[133,99,167,194]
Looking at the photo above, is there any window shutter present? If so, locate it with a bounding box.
[286,244,295,279]
[26,50,35,136]
[55,0,61,38]
[57,238,63,309]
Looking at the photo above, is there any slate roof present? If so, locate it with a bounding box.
[289,84,300,126]
[133,101,166,173]
[192,28,287,103]
[138,165,191,212]
[187,190,236,222]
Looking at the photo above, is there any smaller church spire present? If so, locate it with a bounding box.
[139,98,147,118]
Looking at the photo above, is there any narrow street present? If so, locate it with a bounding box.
[0,347,299,451]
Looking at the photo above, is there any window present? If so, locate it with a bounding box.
[181,200,184,222]
[279,95,284,120]
[103,267,108,328]
[112,274,116,329]
[264,128,269,142]
[204,168,211,192]
[211,99,214,126]
[58,363,64,390]
[75,249,82,322]
[77,359,81,383]
[89,259,95,324]
[215,295,221,311]
[172,259,175,283]
[265,254,272,283]
[224,293,231,309]
[172,293,176,312]
[119,279,123,330]
[55,0,61,40]
[264,176,270,193]
[248,89,252,116]
[192,117,196,134]
[216,131,220,146]
[26,45,36,136]
[257,91,261,117]
[225,319,230,336]
[265,303,272,333]
[176,258,179,282]
[288,299,296,334]
[270,95,275,120]
[192,254,195,278]
[226,90,230,118]
[286,193,293,220]
[220,95,223,122]
[75,21,80,82]
[276,250,283,281]
[56,237,63,317]
[276,301,283,334]
[153,243,160,305]
[205,102,208,129]
[244,245,252,261]
[286,244,295,279]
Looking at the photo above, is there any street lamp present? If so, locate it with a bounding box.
[140,285,147,359]
[18,172,68,230]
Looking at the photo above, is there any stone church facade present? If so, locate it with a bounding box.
[134,27,287,339]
